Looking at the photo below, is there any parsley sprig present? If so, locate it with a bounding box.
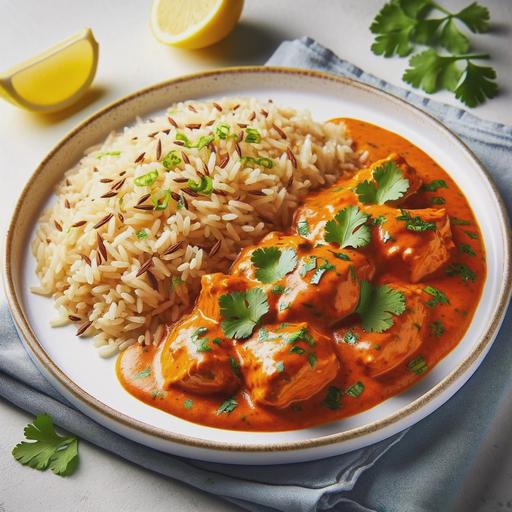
[370,1,497,107]
[12,414,79,477]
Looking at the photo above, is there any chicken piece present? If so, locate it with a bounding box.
[160,310,240,395]
[231,233,375,325]
[237,322,339,408]
[366,205,454,282]
[277,243,375,325]
[293,154,421,243]
[335,284,428,377]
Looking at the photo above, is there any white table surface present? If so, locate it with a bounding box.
[0,1,511,511]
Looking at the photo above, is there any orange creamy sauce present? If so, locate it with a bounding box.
[117,119,486,431]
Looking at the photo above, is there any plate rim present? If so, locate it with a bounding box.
[4,65,512,453]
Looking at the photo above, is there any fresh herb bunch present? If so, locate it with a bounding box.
[370,0,497,107]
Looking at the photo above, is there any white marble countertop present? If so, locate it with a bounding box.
[1,1,511,510]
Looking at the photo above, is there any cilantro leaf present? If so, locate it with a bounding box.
[446,263,476,282]
[356,161,410,205]
[422,179,448,192]
[440,18,469,54]
[424,285,450,307]
[219,288,269,339]
[370,3,416,57]
[251,247,297,283]
[217,398,238,415]
[12,414,79,477]
[455,61,498,108]
[396,210,436,232]
[403,50,462,93]
[322,386,342,410]
[356,281,406,333]
[455,2,490,33]
[325,206,371,249]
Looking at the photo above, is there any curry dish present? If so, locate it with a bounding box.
[117,119,485,431]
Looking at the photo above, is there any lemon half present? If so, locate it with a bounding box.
[0,28,99,113]
[150,0,244,49]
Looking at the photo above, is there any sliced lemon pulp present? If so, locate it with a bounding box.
[150,0,244,49]
[0,28,99,113]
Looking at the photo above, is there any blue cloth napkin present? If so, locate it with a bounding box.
[1,37,511,512]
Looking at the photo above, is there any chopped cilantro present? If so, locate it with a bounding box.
[297,220,310,237]
[371,215,387,226]
[229,356,241,375]
[212,337,223,346]
[356,281,406,333]
[136,230,148,240]
[135,367,151,379]
[183,399,193,410]
[464,230,478,240]
[276,361,285,373]
[424,286,450,307]
[346,381,365,398]
[219,288,269,339]
[307,353,317,367]
[310,260,335,285]
[191,327,210,352]
[251,247,297,283]
[408,356,428,375]
[325,206,371,249]
[329,250,351,261]
[450,217,471,226]
[287,327,315,346]
[446,263,476,282]
[322,386,342,410]
[216,398,238,415]
[258,327,269,341]
[290,345,305,355]
[459,243,476,256]
[355,161,410,204]
[431,320,445,337]
[12,414,79,477]
[431,196,446,205]
[271,284,286,295]
[396,210,436,232]
[422,179,448,192]
[299,255,317,277]
[343,330,359,345]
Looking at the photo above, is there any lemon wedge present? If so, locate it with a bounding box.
[150,0,244,49]
[0,28,99,113]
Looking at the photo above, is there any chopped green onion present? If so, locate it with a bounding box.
[464,230,478,240]
[136,230,148,240]
[135,367,151,379]
[134,169,159,187]
[176,132,214,149]
[329,251,351,261]
[96,151,121,159]
[176,193,186,209]
[152,189,171,211]
[187,175,213,195]
[240,156,274,169]
[459,243,476,256]
[245,128,261,144]
[162,150,181,169]
[215,123,230,140]
[346,381,365,398]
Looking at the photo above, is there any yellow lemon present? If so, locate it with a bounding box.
[150,0,244,50]
[0,28,99,113]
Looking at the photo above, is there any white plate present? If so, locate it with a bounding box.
[4,67,511,464]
